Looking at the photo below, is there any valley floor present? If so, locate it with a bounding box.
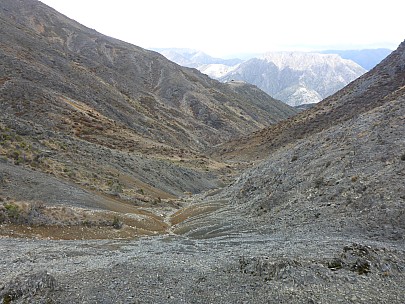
[1,232,404,303]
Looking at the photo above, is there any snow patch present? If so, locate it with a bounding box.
[199,63,240,78]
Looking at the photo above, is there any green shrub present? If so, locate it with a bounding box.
[112,216,123,229]
[4,203,20,220]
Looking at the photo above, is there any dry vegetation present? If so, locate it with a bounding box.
[0,199,170,240]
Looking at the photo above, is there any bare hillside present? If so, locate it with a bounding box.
[0,0,296,206]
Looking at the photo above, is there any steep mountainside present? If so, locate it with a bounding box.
[220,52,366,106]
[322,48,392,70]
[0,0,296,209]
[195,40,405,240]
[215,41,405,161]
[181,91,404,240]
[0,1,294,150]
[134,40,404,303]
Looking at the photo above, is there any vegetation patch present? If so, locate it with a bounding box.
[0,125,45,168]
[0,199,172,240]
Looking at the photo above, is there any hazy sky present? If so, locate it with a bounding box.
[39,0,403,58]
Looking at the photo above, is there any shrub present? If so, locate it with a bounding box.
[4,203,20,220]
[112,216,123,229]
[314,177,324,188]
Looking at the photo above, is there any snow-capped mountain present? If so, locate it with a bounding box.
[153,48,243,69]
[154,48,242,78]
[198,63,240,78]
[220,52,366,106]
[155,49,367,106]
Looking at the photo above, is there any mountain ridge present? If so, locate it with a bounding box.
[321,48,393,70]
[158,48,368,106]
[153,48,243,68]
[220,52,366,106]
[0,0,296,208]
[214,40,405,161]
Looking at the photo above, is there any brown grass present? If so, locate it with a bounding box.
[0,200,169,240]
[170,201,225,225]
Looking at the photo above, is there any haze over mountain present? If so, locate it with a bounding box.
[154,48,243,79]
[0,0,404,303]
[153,48,243,69]
[321,48,393,70]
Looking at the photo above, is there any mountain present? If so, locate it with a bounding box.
[20,39,400,303]
[1,1,404,302]
[215,42,405,162]
[154,48,243,68]
[156,48,243,78]
[0,0,296,211]
[169,41,405,301]
[208,39,405,240]
[220,52,366,106]
[157,49,367,106]
[321,48,392,70]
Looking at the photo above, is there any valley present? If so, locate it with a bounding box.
[157,49,371,107]
[0,0,404,303]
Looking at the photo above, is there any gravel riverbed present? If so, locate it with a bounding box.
[1,233,404,303]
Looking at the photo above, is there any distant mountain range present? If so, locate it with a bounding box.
[157,48,392,106]
[152,48,243,79]
[153,48,243,68]
[220,52,366,106]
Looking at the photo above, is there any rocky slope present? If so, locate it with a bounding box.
[0,0,296,208]
[189,39,405,243]
[200,93,404,240]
